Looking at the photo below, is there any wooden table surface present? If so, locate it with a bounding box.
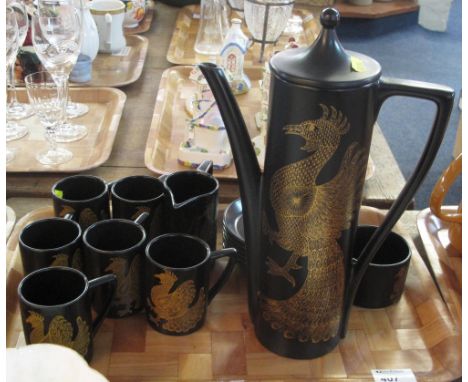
[6,3,409,209]
[6,197,461,381]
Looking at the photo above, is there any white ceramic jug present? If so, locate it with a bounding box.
[76,0,100,60]
[90,0,126,53]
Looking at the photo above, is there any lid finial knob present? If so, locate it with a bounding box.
[320,8,340,29]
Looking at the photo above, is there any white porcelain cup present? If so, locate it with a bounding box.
[90,0,126,53]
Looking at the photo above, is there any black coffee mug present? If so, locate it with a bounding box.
[144,233,237,335]
[83,212,149,318]
[353,225,411,309]
[19,217,82,275]
[110,175,165,240]
[18,266,116,362]
[52,175,110,230]
[162,160,219,249]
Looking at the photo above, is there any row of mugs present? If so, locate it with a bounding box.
[17,161,237,362]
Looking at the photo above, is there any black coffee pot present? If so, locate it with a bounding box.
[199,8,454,359]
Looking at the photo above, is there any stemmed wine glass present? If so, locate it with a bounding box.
[6,1,31,142]
[6,7,20,163]
[32,0,87,143]
[25,71,73,165]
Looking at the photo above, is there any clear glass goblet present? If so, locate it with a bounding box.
[7,0,34,122]
[25,71,74,165]
[32,2,87,143]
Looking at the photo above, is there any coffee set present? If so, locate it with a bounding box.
[16,159,238,362]
[13,6,456,363]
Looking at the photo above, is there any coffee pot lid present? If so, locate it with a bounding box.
[270,8,381,89]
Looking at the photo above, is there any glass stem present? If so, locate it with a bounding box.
[8,61,19,106]
[45,125,58,152]
[53,74,70,125]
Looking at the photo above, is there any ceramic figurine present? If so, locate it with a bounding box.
[122,0,146,28]
[178,67,233,170]
[220,18,250,95]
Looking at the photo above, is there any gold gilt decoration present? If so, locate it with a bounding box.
[105,255,142,316]
[49,249,82,270]
[26,311,90,356]
[262,104,367,343]
[78,208,99,229]
[149,270,205,333]
[131,206,151,220]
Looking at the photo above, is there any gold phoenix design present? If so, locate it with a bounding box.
[26,311,90,356]
[262,104,367,343]
[58,206,99,229]
[149,270,205,333]
[105,255,142,316]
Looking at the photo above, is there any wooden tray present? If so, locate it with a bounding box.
[144,65,376,181]
[6,205,461,381]
[166,5,320,67]
[6,87,126,173]
[74,35,148,87]
[416,207,461,329]
[6,206,16,242]
[124,0,156,35]
[145,65,263,179]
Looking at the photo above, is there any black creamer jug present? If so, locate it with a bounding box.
[199,8,454,359]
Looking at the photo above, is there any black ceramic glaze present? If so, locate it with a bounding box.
[144,233,237,335]
[18,267,116,362]
[199,7,454,359]
[19,217,82,275]
[162,161,219,250]
[111,175,165,240]
[353,226,411,308]
[82,213,148,318]
[52,175,110,230]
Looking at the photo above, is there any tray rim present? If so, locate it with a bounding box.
[6,205,16,242]
[6,87,127,174]
[166,4,319,66]
[5,204,462,380]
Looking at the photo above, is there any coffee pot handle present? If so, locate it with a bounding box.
[104,12,113,51]
[207,248,237,304]
[88,273,117,336]
[341,77,454,337]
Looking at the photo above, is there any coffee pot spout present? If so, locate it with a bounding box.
[199,62,262,316]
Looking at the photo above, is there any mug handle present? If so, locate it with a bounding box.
[134,211,150,226]
[104,13,113,51]
[207,248,237,304]
[88,274,117,337]
[430,153,462,223]
[196,160,214,175]
[341,77,455,337]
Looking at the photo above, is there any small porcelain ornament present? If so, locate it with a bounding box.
[178,67,233,170]
[220,18,250,95]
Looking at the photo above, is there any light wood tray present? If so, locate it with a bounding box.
[6,87,126,173]
[124,0,156,35]
[144,66,376,181]
[145,65,263,179]
[73,35,148,87]
[6,205,461,380]
[166,5,320,67]
[6,206,16,242]
[416,207,461,329]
